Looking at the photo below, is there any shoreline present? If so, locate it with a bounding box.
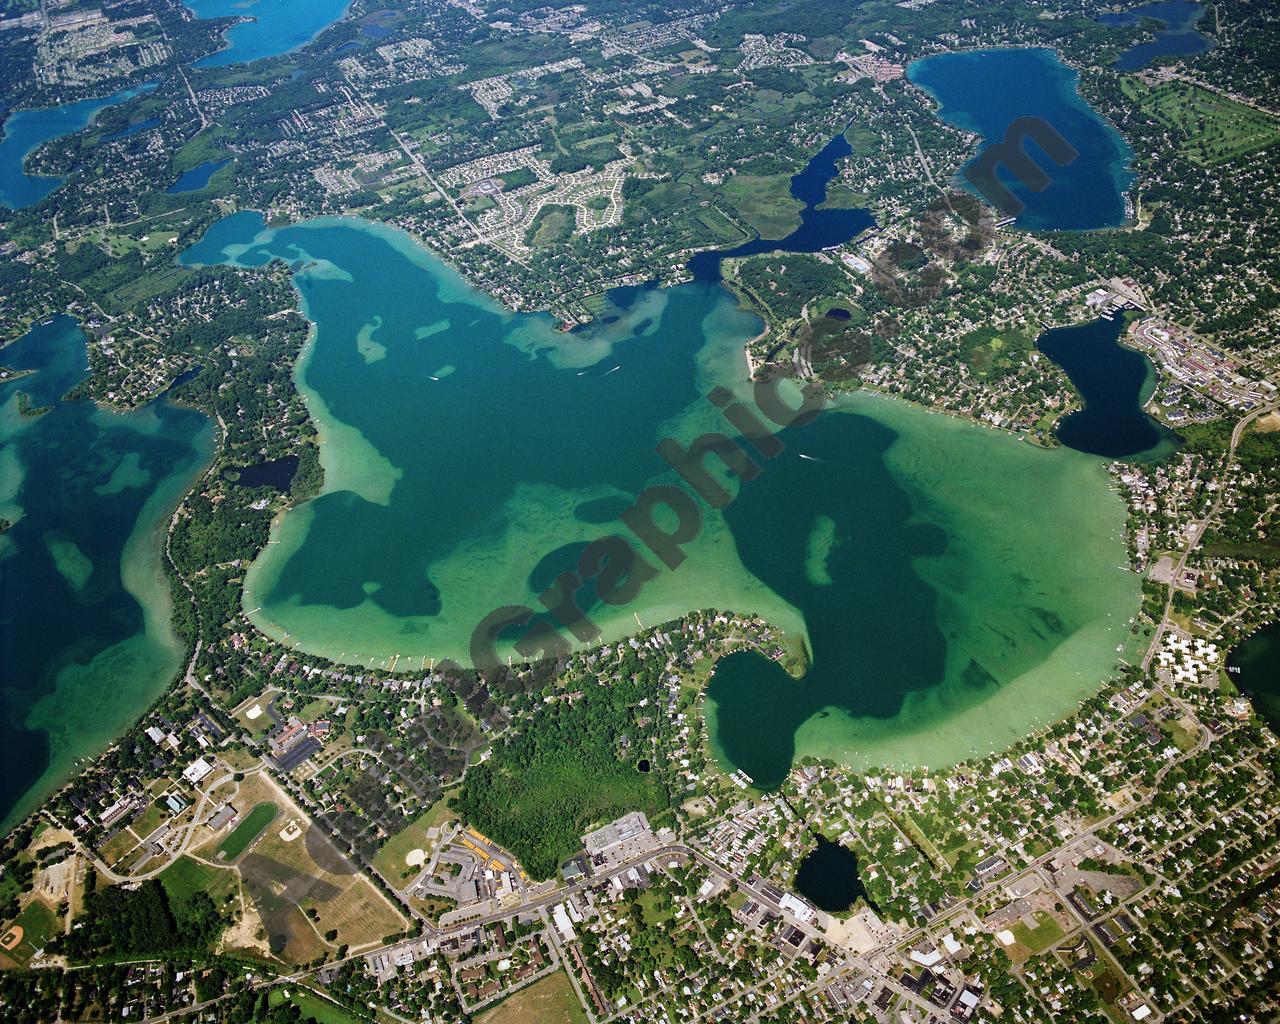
[0,403,215,834]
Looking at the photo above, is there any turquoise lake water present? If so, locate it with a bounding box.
[0,83,156,210]
[0,317,213,831]
[907,48,1134,230]
[187,0,352,67]
[0,43,1155,825]
[183,211,1140,786]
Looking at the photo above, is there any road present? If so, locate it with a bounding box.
[1145,395,1280,669]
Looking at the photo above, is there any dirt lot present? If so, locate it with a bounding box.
[230,774,407,963]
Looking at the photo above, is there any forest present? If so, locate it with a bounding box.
[454,676,670,879]
[65,877,225,961]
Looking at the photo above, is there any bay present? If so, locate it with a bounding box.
[687,133,875,282]
[183,211,1139,786]
[186,0,352,67]
[167,159,230,193]
[0,83,156,210]
[907,48,1134,230]
[0,317,213,831]
[1098,1,1214,71]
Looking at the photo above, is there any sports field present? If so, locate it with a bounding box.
[218,802,278,861]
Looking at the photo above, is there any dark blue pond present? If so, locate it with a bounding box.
[688,133,876,282]
[793,835,881,914]
[1099,1,1213,71]
[1036,314,1179,460]
[1228,622,1280,734]
[167,159,230,193]
[101,117,161,142]
[908,48,1134,231]
[223,455,299,492]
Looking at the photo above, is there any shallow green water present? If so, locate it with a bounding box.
[709,394,1141,785]
[0,317,213,831]
[183,213,1140,777]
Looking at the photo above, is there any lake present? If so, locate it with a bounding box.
[224,455,298,492]
[183,211,1140,786]
[101,117,161,142]
[1228,622,1280,733]
[187,0,352,67]
[1036,314,1180,460]
[0,317,213,831]
[793,835,879,914]
[167,159,231,193]
[0,83,156,210]
[907,48,1134,230]
[1099,1,1213,71]
[687,133,876,282]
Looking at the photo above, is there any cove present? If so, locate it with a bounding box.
[1228,622,1280,733]
[705,391,1139,786]
[1036,315,1179,460]
[187,0,352,67]
[793,835,879,914]
[183,211,1139,784]
[907,48,1133,230]
[1099,1,1213,71]
[687,133,875,282]
[0,317,213,832]
[0,83,156,210]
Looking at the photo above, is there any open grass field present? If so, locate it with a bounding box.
[160,855,238,906]
[1,897,58,966]
[239,807,407,963]
[98,827,139,870]
[371,796,457,883]
[267,985,371,1024]
[1011,909,1065,955]
[525,204,576,247]
[108,262,190,308]
[231,691,278,741]
[476,970,588,1024]
[720,173,804,238]
[1121,78,1280,166]
[131,798,169,839]
[218,802,278,862]
[961,327,1035,379]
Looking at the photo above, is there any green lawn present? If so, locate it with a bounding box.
[1011,910,1065,954]
[218,802,278,862]
[160,855,237,906]
[267,985,371,1024]
[371,797,457,883]
[132,799,169,838]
